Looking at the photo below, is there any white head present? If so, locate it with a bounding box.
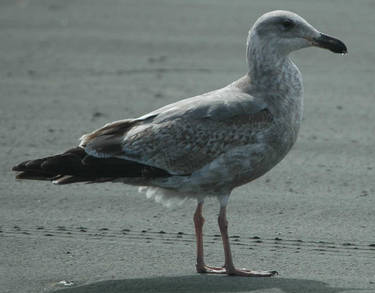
[247,10,347,59]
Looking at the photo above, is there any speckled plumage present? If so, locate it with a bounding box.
[80,12,310,201]
[13,10,347,276]
[13,10,347,202]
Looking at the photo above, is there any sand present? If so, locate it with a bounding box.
[0,0,374,292]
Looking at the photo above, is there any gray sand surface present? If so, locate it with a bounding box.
[1,0,374,292]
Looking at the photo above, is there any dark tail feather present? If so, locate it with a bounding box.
[12,147,170,184]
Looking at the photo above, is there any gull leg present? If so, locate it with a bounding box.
[218,195,278,277]
[194,200,226,274]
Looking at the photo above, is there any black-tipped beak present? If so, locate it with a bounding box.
[312,33,347,54]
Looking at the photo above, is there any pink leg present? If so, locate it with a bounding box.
[194,201,226,274]
[218,204,277,277]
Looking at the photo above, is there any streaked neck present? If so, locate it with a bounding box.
[246,33,290,89]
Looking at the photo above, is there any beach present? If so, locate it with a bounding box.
[0,0,374,292]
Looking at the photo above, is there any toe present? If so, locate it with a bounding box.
[196,264,226,274]
[227,268,278,277]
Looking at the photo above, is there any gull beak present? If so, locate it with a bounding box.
[310,33,347,54]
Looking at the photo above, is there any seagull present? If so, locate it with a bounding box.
[13,10,347,277]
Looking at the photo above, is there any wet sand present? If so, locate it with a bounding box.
[0,0,374,292]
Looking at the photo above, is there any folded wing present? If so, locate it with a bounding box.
[82,88,273,176]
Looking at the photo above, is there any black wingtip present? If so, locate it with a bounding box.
[12,160,30,171]
[15,171,52,181]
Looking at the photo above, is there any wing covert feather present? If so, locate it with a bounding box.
[82,89,273,175]
[122,108,273,174]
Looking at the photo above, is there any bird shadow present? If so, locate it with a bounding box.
[54,274,361,293]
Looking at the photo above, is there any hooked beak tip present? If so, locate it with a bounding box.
[310,33,347,54]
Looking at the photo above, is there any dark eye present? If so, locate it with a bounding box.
[281,19,294,30]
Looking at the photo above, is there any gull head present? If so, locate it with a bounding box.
[248,10,347,57]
